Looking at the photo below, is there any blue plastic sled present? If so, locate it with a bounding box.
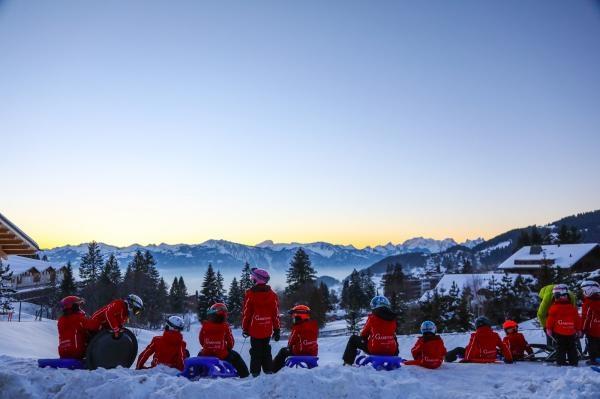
[178,357,238,379]
[38,358,85,370]
[285,356,319,369]
[355,355,403,371]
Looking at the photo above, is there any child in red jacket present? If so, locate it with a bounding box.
[136,316,188,371]
[57,296,99,359]
[343,295,398,365]
[91,294,143,337]
[242,268,280,377]
[404,321,446,369]
[581,285,600,365]
[502,320,533,360]
[445,316,513,363]
[546,285,582,366]
[272,304,319,373]
[199,303,249,377]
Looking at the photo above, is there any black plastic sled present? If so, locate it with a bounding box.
[85,328,138,370]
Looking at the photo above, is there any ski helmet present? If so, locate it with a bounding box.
[289,304,311,320]
[126,294,144,315]
[581,280,600,297]
[370,295,391,310]
[166,315,185,331]
[502,320,518,331]
[420,320,437,334]
[474,316,491,328]
[250,268,270,284]
[552,284,568,299]
[60,296,84,311]
[208,302,228,318]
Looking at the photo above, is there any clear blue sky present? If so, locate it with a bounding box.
[1,0,599,249]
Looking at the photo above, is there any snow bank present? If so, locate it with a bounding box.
[0,316,598,399]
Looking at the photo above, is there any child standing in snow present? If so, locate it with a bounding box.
[57,296,99,359]
[445,316,513,363]
[91,294,143,338]
[502,320,533,360]
[272,304,319,373]
[404,321,446,369]
[242,268,280,377]
[136,316,188,371]
[199,303,250,377]
[546,284,582,366]
[581,283,600,365]
[342,295,398,365]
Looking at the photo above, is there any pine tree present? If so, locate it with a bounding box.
[197,264,222,321]
[216,271,225,299]
[226,277,243,327]
[98,254,122,306]
[516,230,531,249]
[169,277,181,313]
[177,276,188,311]
[455,287,473,331]
[0,259,15,314]
[345,309,360,335]
[285,248,317,295]
[239,262,253,293]
[78,241,103,284]
[530,226,543,245]
[461,259,473,274]
[382,264,406,332]
[58,262,77,299]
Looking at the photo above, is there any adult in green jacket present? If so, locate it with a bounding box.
[537,284,576,327]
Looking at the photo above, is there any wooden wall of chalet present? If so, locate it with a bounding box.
[572,245,600,273]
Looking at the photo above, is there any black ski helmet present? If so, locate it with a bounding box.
[474,316,491,328]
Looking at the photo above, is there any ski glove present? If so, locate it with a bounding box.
[242,331,249,338]
[272,329,280,342]
[545,328,553,337]
[112,330,121,339]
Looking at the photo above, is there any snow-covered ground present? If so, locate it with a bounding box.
[0,310,598,399]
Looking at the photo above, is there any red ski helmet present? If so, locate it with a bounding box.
[208,302,228,318]
[288,304,311,320]
[60,296,84,311]
[502,320,518,331]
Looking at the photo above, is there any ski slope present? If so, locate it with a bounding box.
[0,313,598,399]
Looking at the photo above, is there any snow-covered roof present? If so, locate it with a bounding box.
[419,273,530,302]
[498,243,599,270]
[2,255,61,274]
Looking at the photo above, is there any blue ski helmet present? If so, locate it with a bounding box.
[420,320,437,334]
[370,295,391,310]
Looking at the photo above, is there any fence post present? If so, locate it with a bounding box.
[18,301,22,322]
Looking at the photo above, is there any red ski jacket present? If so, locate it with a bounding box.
[502,332,533,360]
[546,301,582,336]
[464,326,512,363]
[199,320,235,360]
[583,298,600,338]
[288,319,319,356]
[136,330,187,371]
[242,284,280,339]
[57,311,100,359]
[405,334,446,369]
[360,308,398,356]
[91,299,129,334]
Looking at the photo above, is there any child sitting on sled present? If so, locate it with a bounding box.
[199,303,250,377]
[136,316,188,371]
[404,321,446,369]
[502,320,533,360]
[445,316,513,363]
[342,295,398,365]
[272,304,319,373]
[91,293,144,338]
[57,296,100,359]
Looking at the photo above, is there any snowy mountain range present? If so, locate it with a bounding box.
[41,237,484,273]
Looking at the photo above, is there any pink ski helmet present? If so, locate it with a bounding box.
[250,267,270,284]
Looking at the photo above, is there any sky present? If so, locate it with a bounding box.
[1,0,599,250]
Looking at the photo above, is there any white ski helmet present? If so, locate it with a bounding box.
[552,284,568,298]
[126,294,144,315]
[420,320,437,334]
[166,315,185,331]
[580,280,600,297]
